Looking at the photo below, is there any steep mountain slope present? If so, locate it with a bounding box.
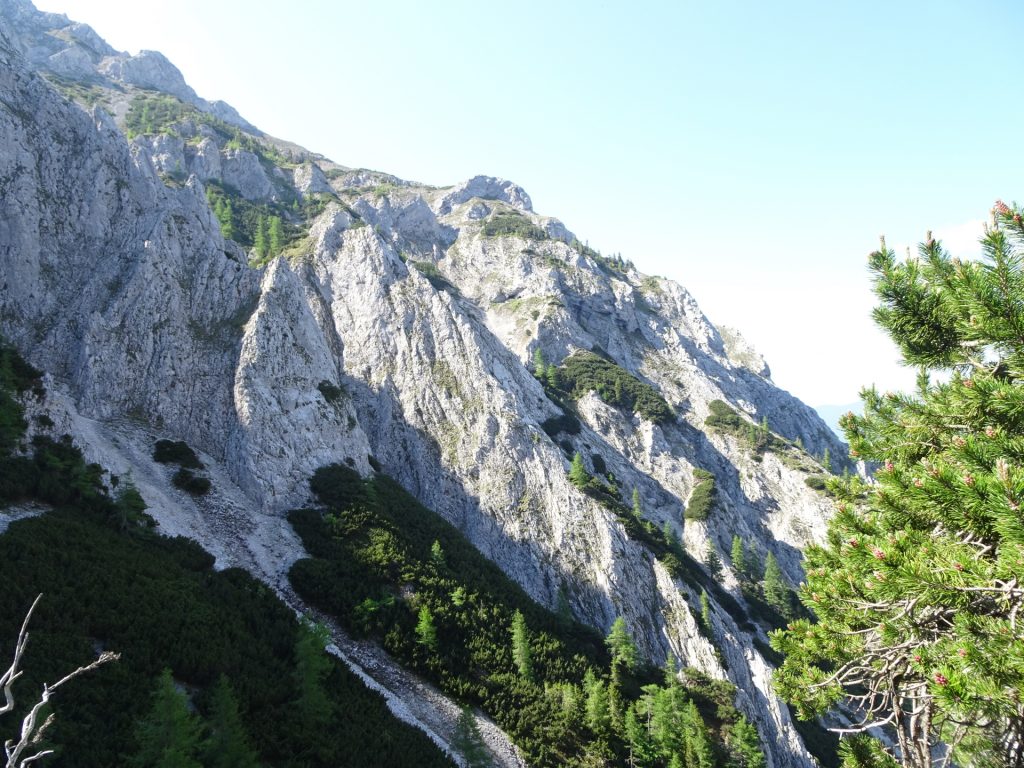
[0,2,849,765]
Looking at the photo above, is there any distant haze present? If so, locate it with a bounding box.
[31,0,1024,406]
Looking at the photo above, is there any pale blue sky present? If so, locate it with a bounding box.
[35,1,1024,406]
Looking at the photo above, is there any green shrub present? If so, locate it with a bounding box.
[540,412,581,437]
[172,467,211,496]
[804,474,828,490]
[704,400,744,431]
[685,475,717,521]
[317,380,344,403]
[124,94,189,138]
[411,261,457,292]
[555,351,672,424]
[480,211,547,240]
[153,439,203,469]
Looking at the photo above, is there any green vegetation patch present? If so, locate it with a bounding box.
[0,344,454,768]
[685,470,717,521]
[704,400,795,460]
[290,463,756,767]
[153,439,203,469]
[556,351,672,424]
[171,467,211,496]
[411,261,459,293]
[480,211,548,241]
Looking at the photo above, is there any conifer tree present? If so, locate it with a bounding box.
[772,207,1024,768]
[683,700,715,768]
[556,583,573,628]
[632,487,643,518]
[293,620,332,731]
[130,669,203,768]
[700,590,712,635]
[762,552,788,614]
[532,347,545,378]
[583,669,611,736]
[452,706,491,768]
[705,543,723,581]
[221,200,234,240]
[605,616,639,672]
[510,609,533,681]
[569,452,590,489]
[430,539,445,569]
[253,216,268,260]
[545,363,561,390]
[268,215,283,255]
[202,676,260,768]
[730,535,747,580]
[728,717,765,768]
[416,605,438,652]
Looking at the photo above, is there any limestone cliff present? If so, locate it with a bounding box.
[0,3,848,765]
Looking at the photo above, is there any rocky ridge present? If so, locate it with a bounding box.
[0,3,848,766]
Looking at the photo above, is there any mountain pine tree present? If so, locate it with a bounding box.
[772,206,1024,768]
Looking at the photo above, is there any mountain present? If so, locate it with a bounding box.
[0,1,850,765]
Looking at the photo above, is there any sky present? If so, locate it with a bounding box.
[32,0,1024,408]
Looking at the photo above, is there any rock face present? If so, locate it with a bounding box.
[0,4,850,767]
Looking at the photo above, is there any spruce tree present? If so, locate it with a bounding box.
[532,347,545,378]
[129,669,203,768]
[772,208,1024,768]
[510,609,533,681]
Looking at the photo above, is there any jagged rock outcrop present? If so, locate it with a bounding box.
[0,3,851,766]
